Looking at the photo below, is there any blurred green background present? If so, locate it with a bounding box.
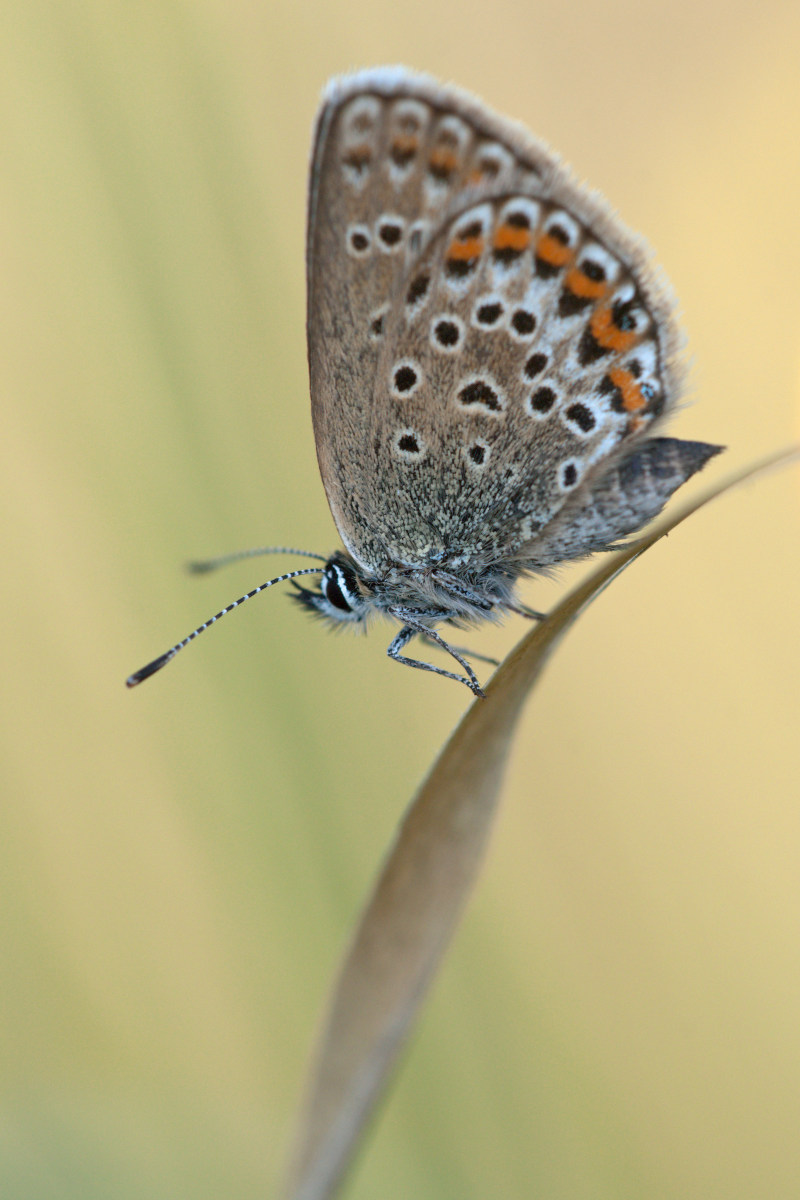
[3,2,800,1197]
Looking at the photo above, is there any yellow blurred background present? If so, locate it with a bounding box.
[3,2,799,1197]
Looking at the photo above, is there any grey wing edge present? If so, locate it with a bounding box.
[518,438,724,568]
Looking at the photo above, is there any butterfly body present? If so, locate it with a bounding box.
[291,549,521,629]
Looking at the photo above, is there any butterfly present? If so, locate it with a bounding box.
[127,67,721,697]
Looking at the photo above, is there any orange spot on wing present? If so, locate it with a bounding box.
[447,236,485,261]
[467,154,500,185]
[608,365,646,411]
[391,133,418,155]
[343,145,372,169]
[590,305,637,353]
[564,266,608,300]
[429,147,459,173]
[493,224,531,252]
[535,233,573,267]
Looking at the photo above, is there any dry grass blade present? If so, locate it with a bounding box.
[282,446,799,1200]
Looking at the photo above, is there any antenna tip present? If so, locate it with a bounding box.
[125,649,177,688]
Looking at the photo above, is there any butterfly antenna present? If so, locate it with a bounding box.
[126,566,324,687]
[187,546,327,574]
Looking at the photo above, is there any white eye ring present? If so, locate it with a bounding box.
[318,559,368,622]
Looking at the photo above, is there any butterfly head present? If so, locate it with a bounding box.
[290,551,372,626]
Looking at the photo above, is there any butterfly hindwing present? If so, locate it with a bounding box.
[369,191,682,567]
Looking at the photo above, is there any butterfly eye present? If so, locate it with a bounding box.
[321,560,364,615]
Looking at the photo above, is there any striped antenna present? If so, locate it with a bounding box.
[187,546,327,574]
[126,566,324,688]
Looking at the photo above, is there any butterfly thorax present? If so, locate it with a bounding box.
[291,549,519,630]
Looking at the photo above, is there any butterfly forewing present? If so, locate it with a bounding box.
[307,70,539,568]
[307,68,683,573]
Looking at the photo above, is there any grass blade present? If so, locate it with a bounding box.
[283,446,799,1200]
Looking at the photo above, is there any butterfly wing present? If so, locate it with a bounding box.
[307,68,685,573]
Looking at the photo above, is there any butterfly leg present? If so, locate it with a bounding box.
[432,572,547,623]
[387,623,486,698]
[419,633,500,668]
[507,603,548,620]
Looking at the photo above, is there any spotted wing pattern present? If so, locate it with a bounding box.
[306,68,683,573]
